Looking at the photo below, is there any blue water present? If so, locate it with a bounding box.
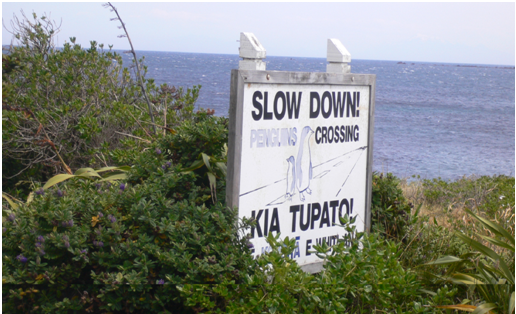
[122,50,515,181]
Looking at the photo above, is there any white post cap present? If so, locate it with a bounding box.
[327,38,351,63]
[327,38,351,73]
[239,32,266,59]
[239,32,266,71]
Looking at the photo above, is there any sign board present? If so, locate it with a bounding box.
[227,70,376,271]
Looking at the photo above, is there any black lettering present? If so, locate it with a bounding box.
[269,207,280,234]
[263,92,273,120]
[330,200,339,225]
[340,125,346,142]
[273,92,286,120]
[321,127,327,144]
[327,126,334,144]
[286,92,302,119]
[346,125,353,142]
[332,92,345,117]
[263,208,269,236]
[300,205,310,231]
[334,126,340,143]
[309,92,320,119]
[252,91,263,121]
[346,92,356,118]
[251,210,263,238]
[321,91,332,119]
[320,202,331,228]
[290,205,300,232]
[354,125,359,141]
[356,92,360,117]
[339,199,349,219]
[310,203,321,230]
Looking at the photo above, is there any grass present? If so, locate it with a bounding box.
[393,174,515,312]
[398,174,515,275]
[400,175,515,228]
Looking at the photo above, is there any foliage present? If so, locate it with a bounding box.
[371,172,413,241]
[2,12,206,201]
[397,209,470,271]
[417,175,515,220]
[179,215,453,313]
[425,209,515,314]
[2,117,254,313]
[3,14,138,176]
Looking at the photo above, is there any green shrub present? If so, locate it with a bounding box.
[371,172,413,241]
[180,216,448,314]
[2,12,206,201]
[2,114,254,313]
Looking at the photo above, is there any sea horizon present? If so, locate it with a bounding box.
[3,45,515,68]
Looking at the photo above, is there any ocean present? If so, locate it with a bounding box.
[122,50,515,181]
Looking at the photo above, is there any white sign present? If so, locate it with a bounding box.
[228,71,375,269]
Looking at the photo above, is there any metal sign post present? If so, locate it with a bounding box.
[227,33,376,273]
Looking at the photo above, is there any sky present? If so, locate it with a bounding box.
[2,2,515,66]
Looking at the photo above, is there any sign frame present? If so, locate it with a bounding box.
[227,69,376,272]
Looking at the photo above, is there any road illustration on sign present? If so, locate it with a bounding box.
[239,124,367,206]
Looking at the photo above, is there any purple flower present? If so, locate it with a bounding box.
[68,220,74,227]
[64,241,70,248]
[155,148,162,155]
[7,213,15,222]
[162,165,167,170]
[35,242,43,248]
[81,249,88,254]
[37,235,45,243]
[95,183,101,189]
[56,189,63,197]
[98,212,104,218]
[38,249,46,256]
[166,161,172,168]
[97,190,103,194]
[119,183,126,191]
[35,188,45,196]
[16,254,28,263]
[247,241,254,249]
[108,214,116,223]
[94,240,104,247]
[62,220,73,227]
[157,279,165,285]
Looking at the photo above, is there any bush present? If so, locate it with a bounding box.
[2,113,255,313]
[180,217,452,313]
[371,172,413,241]
[2,17,141,182]
[2,12,205,201]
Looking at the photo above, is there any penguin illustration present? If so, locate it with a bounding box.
[285,126,314,202]
[296,126,314,201]
[285,156,296,200]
